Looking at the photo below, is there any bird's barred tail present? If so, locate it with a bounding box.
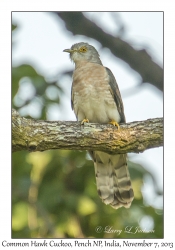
[93,151,134,209]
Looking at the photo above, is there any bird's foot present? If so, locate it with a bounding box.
[81,118,89,125]
[109,120,120,130]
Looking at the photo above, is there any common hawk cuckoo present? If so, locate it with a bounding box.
[63,42,134,209]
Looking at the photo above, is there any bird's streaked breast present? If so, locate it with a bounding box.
[72,62,121,123]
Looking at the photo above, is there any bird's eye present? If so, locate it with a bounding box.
[79,46,87,53]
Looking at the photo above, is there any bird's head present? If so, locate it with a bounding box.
[63,42,102,65]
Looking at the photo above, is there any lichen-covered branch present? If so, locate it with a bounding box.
[12,109,163,154]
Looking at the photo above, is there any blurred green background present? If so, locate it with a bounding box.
[12,13,163,238]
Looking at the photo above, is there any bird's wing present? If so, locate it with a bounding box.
[105,67,126,123]
[71,84,74,110]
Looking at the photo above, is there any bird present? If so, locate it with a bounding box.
[63,42,134,209]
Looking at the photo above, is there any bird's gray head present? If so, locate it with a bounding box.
[63,42,102,65]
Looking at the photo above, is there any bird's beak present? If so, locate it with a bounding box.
[63,49,74,53]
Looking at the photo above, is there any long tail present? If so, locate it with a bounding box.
[92,151,134,209]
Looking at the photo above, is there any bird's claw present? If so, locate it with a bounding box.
[81,118,89,125]
[109,120,120,130]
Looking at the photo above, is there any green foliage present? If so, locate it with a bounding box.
[12,149,163,238]
[12,64,61,120]
[12,23,163,239]
[12,23,17,31]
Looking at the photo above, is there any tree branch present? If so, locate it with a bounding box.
[56,12,163,91]
[12,109,163,154]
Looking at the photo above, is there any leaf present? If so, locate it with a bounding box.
[12,24,17,31]
[77,196,97,215]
